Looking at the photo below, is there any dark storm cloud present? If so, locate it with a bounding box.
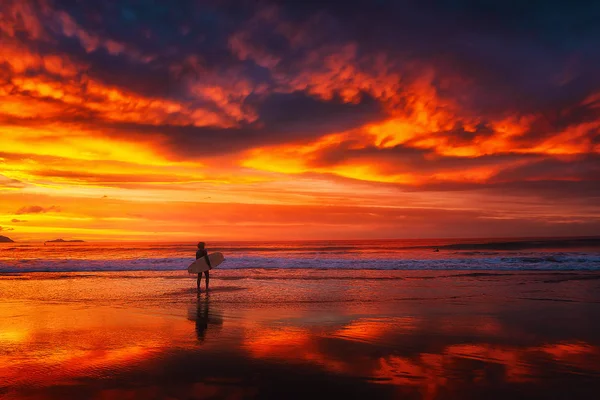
[431,123,495,146]
[257,92,384,136]
[101,92,385,157]
[491,153,600,182]
[419,179,600,205]
[516,95,600,144]
[307,140,536,172]
[303,146,600,202]
[41,1,260,100]
[3,0,600,163]
[9,1,600,108]
[275,0,600,116]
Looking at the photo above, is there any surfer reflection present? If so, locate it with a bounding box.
[196,242,212,293]
[189,294,223,343]
[195,295,210,342]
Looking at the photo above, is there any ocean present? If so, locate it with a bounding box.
[1,237,599,273]
[2,237,600,399]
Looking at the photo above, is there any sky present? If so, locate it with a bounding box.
[1,0,600,241]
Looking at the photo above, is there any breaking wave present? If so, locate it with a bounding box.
[1,254,600,273]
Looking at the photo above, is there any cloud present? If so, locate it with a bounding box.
[3,0,600,160]
[0,226,15,231]
[1,0,600,239]
[11,219,26,223]
[15,205,61,215]
[0,175,26,189]
[257,91,385,136]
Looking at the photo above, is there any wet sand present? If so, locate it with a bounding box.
[1,270,600,399]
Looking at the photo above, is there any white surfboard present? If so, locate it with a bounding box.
[188,252,225,274]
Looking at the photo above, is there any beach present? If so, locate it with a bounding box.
[2,266,600,399]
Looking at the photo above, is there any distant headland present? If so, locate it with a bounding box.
[0,235,14,243]
[45,239,85,243]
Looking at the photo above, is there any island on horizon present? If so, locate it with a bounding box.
[45,239,85,243]
[0,235,14,243]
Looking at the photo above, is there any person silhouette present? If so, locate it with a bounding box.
[187,293,223,343]
[195,295,210,342]
[195,242,212,293]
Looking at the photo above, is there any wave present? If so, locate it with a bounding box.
[1,254,599,273]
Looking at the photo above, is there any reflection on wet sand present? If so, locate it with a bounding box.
[1,270,600,399]
[0,303,180,391]
[240,319,600,393]
[187,294,223,342]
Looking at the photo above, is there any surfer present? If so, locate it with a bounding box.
[196,242,211,292]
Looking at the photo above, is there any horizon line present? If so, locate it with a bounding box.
[3,235,600,244]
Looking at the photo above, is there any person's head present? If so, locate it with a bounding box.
[197,242,205,249]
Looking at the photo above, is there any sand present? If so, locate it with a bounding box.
[1,269,600,399]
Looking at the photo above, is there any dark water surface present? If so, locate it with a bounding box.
[1,270,600,399]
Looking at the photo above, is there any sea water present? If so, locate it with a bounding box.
[1,237,599,273]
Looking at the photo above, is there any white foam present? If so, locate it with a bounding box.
[1,254,599,273]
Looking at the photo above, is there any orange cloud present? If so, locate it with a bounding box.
[15,205,61,215]
[1,0,599,241]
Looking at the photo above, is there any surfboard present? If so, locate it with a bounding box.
[188,252,225,274]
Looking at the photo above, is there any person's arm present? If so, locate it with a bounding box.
[203,251,212,269]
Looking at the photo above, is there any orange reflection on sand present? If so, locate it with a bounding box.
[0,302,192,388]
[377,354,448,400]
[242,311,600,394]
[373,340,600,397]
[243,326,367,375]
[437,315,506,336]
[244,327,312,359]
[333,317,417,343]
[539,341,598,359]
[0,345,156,388]
[537,341,600,372]
[372,346,531,400]
[446,344,534,383]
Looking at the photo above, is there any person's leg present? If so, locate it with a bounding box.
[197,273,202,292]
[204,270,210,291]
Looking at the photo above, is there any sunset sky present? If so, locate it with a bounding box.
[1,0,599,241]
